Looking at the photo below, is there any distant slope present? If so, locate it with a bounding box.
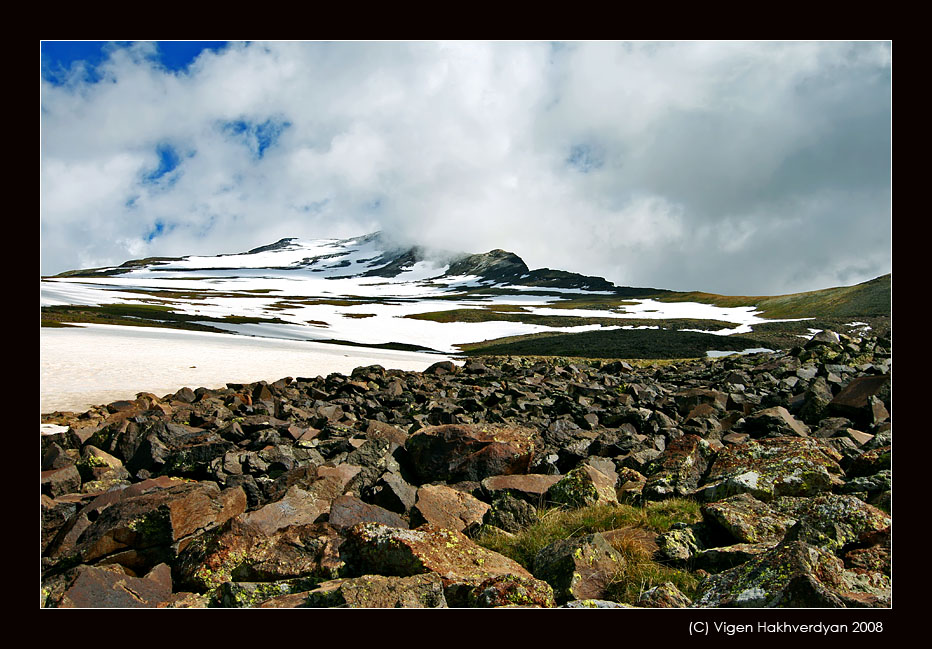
[654,274,891,319]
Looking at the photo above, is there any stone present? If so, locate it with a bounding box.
[341,522,532,582]
[404,424,538,483]
[693,540,890,608]
[781,494,890,555]
[45,563,173,608]
[642,434,713,501]
[365,471,418,515]
[700,493,797,544]
[696,437,845,502]
[827,375,891,426]
[305,573,448,608]
[532,533,624,604]
[483,493,538,534]
[449,574,555,608]
[481,474,563,504]
[174,518,344,592]
[546,464,618,508]
[329,494,409,530]
[410,484,490,534]
[739,406,810,438]
[41,465,82,498]
[637,581,693,608]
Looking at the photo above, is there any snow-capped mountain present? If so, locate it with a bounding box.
[40,233,815,354]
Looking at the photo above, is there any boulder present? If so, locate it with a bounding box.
[695,437,845,502]
[328,494,409,530]
[404,424,538,483]
[44,563,173,608]
[693,540,891,608]
[643,434,713,501]
[700,493,797,544]
[44,479,246,576]
[174,518,344,593]
[410,484,490,534]
[532,533,624,604]
[340,522,533,583]
[546,464,618,508]
[305,573,448,608]
[637,581,693,608]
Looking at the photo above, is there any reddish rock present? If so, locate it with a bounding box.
[533,533,624,603]
[410,484,490,533]
[46,563,173,608]
[329,494,409,529]
[405,424,538,483]
[304,573,448,608]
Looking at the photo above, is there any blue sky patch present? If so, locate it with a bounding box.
[221,117,292,159]
[144,143,182,184]
[41,41,229,85]
[144,220,173,242]
[566,143,605,173]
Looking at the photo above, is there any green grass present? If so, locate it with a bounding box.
[475,500,702,605]
[40,303,291,331]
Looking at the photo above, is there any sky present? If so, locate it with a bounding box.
[40,41,892,296]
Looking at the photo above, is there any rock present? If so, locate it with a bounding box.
[304,573,449,608]
[546,464,618,508]
[563,599,634,608]
[174,518,344,592]
[41,465,82,498]
[654,526,702,565]
[642,434,713,501]
[449,574,555,608]
[340,522,532,583]
[481,474,562,504]
[483,493,538,534]
[692,542,779,573]
[693,540,890,608]
[215,579,319,608]
[700,493,797,544]
[533,533,624,604]
[410,484,490,534]
[696,437,845,502]
[739,406,810,438]
[637,581,693,608]
[404,424,538,483]
[827,375,891,426]
[329,494,409,529]
[781,494,890,555]
[365,471,418,515]
[44,563,173,608]
[45,480,246,576]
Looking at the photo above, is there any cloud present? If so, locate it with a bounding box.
[40,40,891,295]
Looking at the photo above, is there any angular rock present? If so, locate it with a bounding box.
[41,465,82,498]
[700,493,797,544]
[329,494,409,530]
[174,518,344,592]
[693,540,890,608]
[305,573,448,608]
[45,563,173,608]
[481,474,563,505]
[692,541,779,573]
[827,375,891,426]
[404,424,538,484]
[781,494,890,555]
[533,533,624,604]
[739,406,810,438]
[642,434,713,501]
[365,471,417,515]
[637,581,693,608]
[341,522,532,582]
[410,484,490,534]
[546,464,618,508]
[448,574,555,608]
[696,437,845,502]
[483,493,538,534]
[45,479,246,575]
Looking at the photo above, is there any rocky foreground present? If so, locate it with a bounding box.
[40,328,891,608]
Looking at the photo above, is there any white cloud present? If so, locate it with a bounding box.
[40,40,891,295]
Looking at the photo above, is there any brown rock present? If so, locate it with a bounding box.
[329,494,409,529]
[411,484,490,534]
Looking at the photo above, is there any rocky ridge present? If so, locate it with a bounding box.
[40,328,891,608]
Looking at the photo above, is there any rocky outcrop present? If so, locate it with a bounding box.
[40,328,891,608]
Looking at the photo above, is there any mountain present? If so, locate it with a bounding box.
[41,233,890,359]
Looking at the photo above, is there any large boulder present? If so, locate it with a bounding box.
[410,484,490,534]
[700,493,797,545]
[304,573,448,608]
[546,465,618,508]
[174,518,344,593]
[695,437,845,502]
[43,563,174,608]
[340,522,533,583]
[693,540,890,608]
[44,479,246,576]
[532,533,624,604]
[404,424,538,483]
[643,434,714,501]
